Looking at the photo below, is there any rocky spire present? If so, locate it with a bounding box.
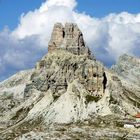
[48,23,64,52]
[48,23,92,57]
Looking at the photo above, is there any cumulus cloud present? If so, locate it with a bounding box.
[0,0,140,80]
[12,0,77,40]
[40,0,77,12]
[0,27,47,81]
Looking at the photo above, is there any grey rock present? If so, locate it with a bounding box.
[48,23,93,58]
[112,54,140,86]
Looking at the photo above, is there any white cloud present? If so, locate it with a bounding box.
[0,27,47,81]
[40,0,77,12]
[0,0,140,80]
[12,0,140,62]
[12,0,77,40]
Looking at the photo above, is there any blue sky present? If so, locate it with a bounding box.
[0,0,140,31]
[0,0,45,30]
[77,0,140,17]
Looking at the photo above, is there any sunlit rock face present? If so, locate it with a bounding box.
[48,23,92,57]
[32,23,105,102]
[111,54,140,115]
[0,23,140,140]
[112,54,140,86]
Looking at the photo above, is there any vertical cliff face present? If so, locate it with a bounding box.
[48,23,92,57]
[48,23,64,52]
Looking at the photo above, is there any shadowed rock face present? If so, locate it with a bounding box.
[48,23,92,57]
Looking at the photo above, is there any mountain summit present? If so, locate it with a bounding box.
[48,23,91,57]
[0,23,140,139]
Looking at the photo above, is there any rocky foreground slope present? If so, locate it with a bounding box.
[0,23,140,139]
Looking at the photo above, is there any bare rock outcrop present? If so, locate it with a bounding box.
[111,54,140,115]
[0,70,33,117]
[48,23,92,58]
[112,54,140,86]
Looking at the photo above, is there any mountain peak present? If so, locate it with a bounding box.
[1,23,140,139]
[112,54,140,86]
[48,22,92,57]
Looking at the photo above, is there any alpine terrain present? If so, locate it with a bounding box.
[0,23,140,140]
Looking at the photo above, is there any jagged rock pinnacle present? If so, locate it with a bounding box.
[48,23,92,57]
[1,23,140,140]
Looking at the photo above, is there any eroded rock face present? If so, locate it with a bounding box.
[48,23,64,52]
[111,54,140,115]
[32,23,104,102]
[112,54,140,86]
[48,23,92,57]
[23,29,107,124]
[29,52,105,99]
